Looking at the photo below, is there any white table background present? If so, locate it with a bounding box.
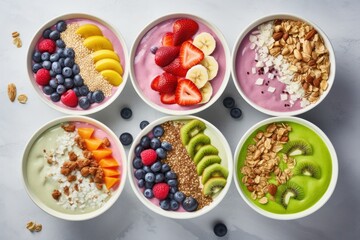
[1,0,359,239]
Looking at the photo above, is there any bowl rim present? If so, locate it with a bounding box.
[127,115,233,219]
[231,13,336,116]
[26,12,129,115]
[233,116,338,220]
[21,115,127,221]
[129,12,231,116]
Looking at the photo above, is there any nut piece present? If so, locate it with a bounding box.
[61,123,76,132]
[52,189,61,201]
[305,29,317,40]
[7,83,16,102]
[268,184,278,196]
[26,221,42,232]
[273,32,284,41]
[259,197,268,205]
[17,94,28,104]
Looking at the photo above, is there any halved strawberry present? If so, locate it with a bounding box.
[160,92,176,104]
[175,79,202,106]
[151,75,160,91]
[179,42,204,69]
[162,57,188,77]
[157,72,178,94]
[155,46,180,67]
[173,18,199,46]
[162,32,174,46]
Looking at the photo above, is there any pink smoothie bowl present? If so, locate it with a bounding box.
[231,14,336,116]
[26,13,129,115]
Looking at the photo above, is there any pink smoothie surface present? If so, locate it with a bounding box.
[235,29,302,112]
[133,17,227,111]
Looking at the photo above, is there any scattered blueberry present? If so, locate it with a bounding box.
[139,120,149,130]
[43,85,54,95]
[133,157,143,169]
[73,87,81,97]
[42,61,51,70]
[55,74,64,85]
[174,191,185,203]
[51,62,62,74]
[213,223,227,237]
[50,92,60,102]
[223,97,235,108]
[32,51,41,63]
[62,67,72,77]
[72,64,80,75]
[134,144,143,157]
[79,85,89,96]
[182,196,198,212]
[49,30,60,40]
[134,169,146,180]
[120,107,132,119]
[167,179,178,187]
[42,28,51,39]
[41,52,50,61]
[151,161,162,172]
[119,132,133,146]
[170,200,179,210]
[74,75,83,87]
[165,171,177,180]
[145,181,154,189]
[56,20,67,32]
[153,125,164,137]
[50,53,60,62]
[150,138,161,149]
[161,141,172,151]
[56,39,66,49]
[137,179,145,188]
[49,79,58,89]
[143,166,152,173]
[79,97,90,110]
[56,84,66,95]
[64,78,74,89]
[64,57,74,68]
[230,107,242,119]
[156,148,166,159]
[161,163,170,173]
[144,189,153,199]
[87,92,95,104]
[145,172,155,183]
[92,90,104,103]
[64,48,75,58]
[170,186,178,194]
[160,199,170,210]
[32,63,42,73]
[150,46,158,54]
[155,173,165,183]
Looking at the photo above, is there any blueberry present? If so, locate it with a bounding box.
[145,181,154,189]
[140,120,149,129]
[56,20,67,32]
[64,57,74,67]
[55,74,64,85]
[140,136,150,148]
[64,78,74,89]
[59,57,65,67]
[170,200,179,210]
[167,179,178,187]
[150,46,158,54]
[56,39,66,49]
[134,169,145,180]
[64,48,75,58]
[165,171,177,180]
[42,61,51,70]
[170,186,178,194]
[156,148,166,159]
[41,52,50,61]
[56,84,66,95]
[62,67,72,77]
[153,125,164,137]
[51,62,62,74]
[49,79,58,89]
[73,87,81,97]
[137,179,145,188]
[150,138,161,149]
[120,107,132,119]
[42,28,51,39]
[43,85,54,95]
[78,97,90,110]
[168,193,174,200]
[159,199,170,210]
[134,144,143,157]
[49,70,56,77]
[50,92,60,102]
[49,30,60,40]
[50,53,60,62]
[133,157,143,169]
[182,196,198,212]
[151,161,162,173]
[79,85,89,96]
[87,92,95,104]
[155,173,165,183]
[143,189,153,199]
[72,64,80,75]
[174,191,185,203]
[161,141,172,151]
[32,63,42,73]
[213,223,227,237]
[145,172,155,183]
[119,132,133,146]
[32,51,41,63]
[74,75,83,87]
[161,163,170,173]
[57,48,65,58]
[223,97,235,108]
[92,90,105,103]
[142,166,152,173]
[230,107,242,119]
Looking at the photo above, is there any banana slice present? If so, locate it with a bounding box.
[185,64,209,89]
[193,32,216,55]
[200,56,219,80]
[199,82,213,104]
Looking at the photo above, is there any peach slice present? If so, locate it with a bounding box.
[92,148,113,161]
[77,128,94,139]
[85,138,103,151]
[99,157,119,168]
[104,177,120,189]
[103,168,120,177]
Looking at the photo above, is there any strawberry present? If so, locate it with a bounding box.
[140,149,157,166]
[61,89,78,107]
[160,92,176,104]
[155,46,180,67]
[38,39,56,53]
[35,68,51,86]
[152,183,170,200]
[172,18,199,46]
[162,58,188,77]
[162,32,174,46]
[151,75,160,91]
[157,72,177,94]
[179,42,204,69]
[175,79,202,106]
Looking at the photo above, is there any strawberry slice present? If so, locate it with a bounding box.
[162,32,174,46]
[157,72,178,94]
[179,42,204,69]
[160,92,176,104]
[162,57,188,77]
[151,75,160,91]
[155,46,180,67]
[173,18,199,46]
[175,79,202,106]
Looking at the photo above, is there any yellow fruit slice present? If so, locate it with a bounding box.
[91,49,120,63]
[101,70,123,86]
[83,36,113,51]
[95,58,123,75]
[76,24,103,38]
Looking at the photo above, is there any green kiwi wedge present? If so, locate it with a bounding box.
[282,140,313,156]
[201,163,228,184]
[180,119,206,145]
[293,160,321,179]
[193,144,219,165]
[187,133,211,158]
[275,181,305,209]
[203,177,227,196]
[196,155,221,175]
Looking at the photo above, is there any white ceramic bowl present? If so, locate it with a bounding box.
[128,115,233,219]
[233,117,338,220]
[27,13,129,115]
[22,116,127,221]
[130,13,230,115]
[231,14,336,116]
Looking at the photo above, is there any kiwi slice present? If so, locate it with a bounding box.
[202,163,228,184]
[187,133,211,158]
[180,119,206,145]
[193,144,219,165]
[282,140,313,156]
[203,177,227,196]
[276,181,305,209]
[293,160,321,179]
[196,155,221,175]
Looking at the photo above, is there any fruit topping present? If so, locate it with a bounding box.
[275,181,305,209]
[140,149,157,166]
[182,196,198,212]
[38,39,56,53]
[203,177,227,196]
[160,93,176,104]
[155,46,180,67]
[60,89,78,107]
[199,82,213,104]
[185,64,209,88]
[83,36,113,51]
[162,32,174,46]
[157,72,178,94]
[172,18,199,46]
[35,69,51,86]
[162,57,188,77]
[76,24,103,38]
[175,79,202,106]
[192,32,216,56]
[153,183,170,200]
[77,127,94,139]
[281,140,313,156]
[104,177,120,189]
[200,56,219,80]
[179,41,204,69]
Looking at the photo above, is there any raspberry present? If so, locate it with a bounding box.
[152,183,170,200]
[140,149,157,166]
[61,89,78,107]
[35,68,51,86]
[38,39,56,53]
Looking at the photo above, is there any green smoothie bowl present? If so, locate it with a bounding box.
[234,117,338,220]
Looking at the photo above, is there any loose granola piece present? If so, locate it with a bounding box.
[68,151,78,161]
[17,94,27,104]
[102,137,111,147]
[61,123,76,132]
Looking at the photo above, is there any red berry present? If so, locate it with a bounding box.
[179,42,204,69]
[153,183,170,200]
[162,58,188,77]
[175,79,202,106]
[38,39,56,53]
[151,75,160,91]
[155,46,180,67]
[35,68,51,86]
[157,72,178,94]
[140,149,157,166]
[61,89,78,107]
[172,18,199,46]
[160,92,176,104]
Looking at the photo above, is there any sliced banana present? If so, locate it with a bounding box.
[200,56,219,80]
[185,64,209,89]
[193,32,216,55]
[199,82,213,104]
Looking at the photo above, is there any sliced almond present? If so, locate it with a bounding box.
[7,83,16,102]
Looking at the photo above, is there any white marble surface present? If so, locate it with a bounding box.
[0,0,359,239]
